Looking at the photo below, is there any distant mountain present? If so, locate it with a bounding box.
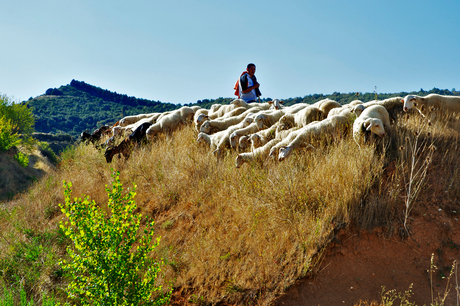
[24,79,459,138]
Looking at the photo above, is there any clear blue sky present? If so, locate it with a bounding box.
[1,0,459,105]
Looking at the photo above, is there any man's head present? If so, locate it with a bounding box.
[247,63,256,76]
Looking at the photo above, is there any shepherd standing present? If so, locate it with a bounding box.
[234,63,262,103]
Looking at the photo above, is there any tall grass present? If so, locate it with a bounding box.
[0,109,459,305]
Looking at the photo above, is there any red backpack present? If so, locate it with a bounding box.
[233,71,248,97]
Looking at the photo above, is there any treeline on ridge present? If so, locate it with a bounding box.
[25,79,459,138]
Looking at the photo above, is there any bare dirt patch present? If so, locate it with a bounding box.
[274,215,459,306]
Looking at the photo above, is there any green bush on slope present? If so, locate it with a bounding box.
[59,171,171,306]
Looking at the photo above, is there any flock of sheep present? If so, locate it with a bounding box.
[80,93,460,166]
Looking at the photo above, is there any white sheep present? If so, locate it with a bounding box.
[253,109,285,130]
[238,135,251,152]
[196,131,228,151]
[268,124,320,158]
[317,99,342,117]
[352,105,390,146]
[277,105,325,132]
[146,106,196,139]
[268,99,285,110]
[199,109,257,134]
[229,122,261,150]
[328,104,365,120]
[349,99,364,106]
[278,114,351,161]
[113,115,159,137]
[155,110,173,122]
[402,94,460,117]
[211,120,257,159]
[250,124,296,152]
[230,99,272,110]
[220,106,250,119]
[209,103,223,114]
[363,97,404,124]
[119,112,162,127]
[249,123,279,150]
[195,107,249,132]
[193,109,209,131]
[235,138,281,168]
[209,102,239,118]
[284,103,310,114]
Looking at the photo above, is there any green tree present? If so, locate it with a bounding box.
[0,94,35,135]
[0,117,21,151]
[59,171,171,306]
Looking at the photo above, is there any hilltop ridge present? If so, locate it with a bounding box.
[25,79,458,138]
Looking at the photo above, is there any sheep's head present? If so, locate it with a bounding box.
[268,146,278,158]
[196,114,208,125]
[119,118,130,127]
[351,104,366,117]
[145,126,157,141]
[195,114,208,132]
[278,146,293,162]
[365,118,385,138]
[249,133,262,149]
[235,155,245,168]
[277,115,292,132]
[242,117,254,128]
[254,114,267,130]
[269,99,284,110]
[239,135,250,152]
[402,95,417,112]
[229,132,240,149]
[200,120,212,134]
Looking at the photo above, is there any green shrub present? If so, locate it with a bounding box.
[0,117,21,151]
[14,151,29,167]
[59,171,171,306]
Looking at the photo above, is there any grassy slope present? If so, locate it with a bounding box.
[1,107,460,305]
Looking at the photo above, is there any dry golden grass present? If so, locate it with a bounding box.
[1,108,460,305]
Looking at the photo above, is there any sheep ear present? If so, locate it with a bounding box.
[280,100,285,104]
[268,100,273,104]
[400,99,404,103]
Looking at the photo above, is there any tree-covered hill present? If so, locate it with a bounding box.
[25,79,459,138]
[26,80,180,137]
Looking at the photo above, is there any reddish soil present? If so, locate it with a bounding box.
[274,210,460,306]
